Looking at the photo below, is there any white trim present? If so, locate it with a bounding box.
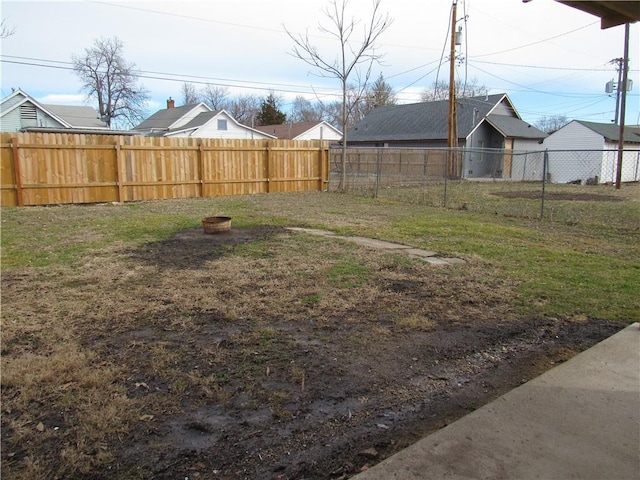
[166,102,212,130]
[0,89,73,128]
[167,110,277,138]
[293,120,343,140]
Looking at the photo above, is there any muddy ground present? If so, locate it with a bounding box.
[1,225,623,480]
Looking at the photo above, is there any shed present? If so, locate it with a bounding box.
[543,120,640,183]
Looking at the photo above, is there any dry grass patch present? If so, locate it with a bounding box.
[1,194,630,479]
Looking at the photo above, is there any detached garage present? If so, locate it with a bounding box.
[543,120,640,184]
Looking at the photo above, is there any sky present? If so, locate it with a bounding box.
[1,0,639,127]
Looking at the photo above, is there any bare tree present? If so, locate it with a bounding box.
[1,19,15,39]
[290,96,324,123]
[421,77,486,102]
[72,37,149,128]
[201,84,229,111]
[534,115,569,134]
[181,82,201,105]
[227,94,261,126]
[286,0,392,191]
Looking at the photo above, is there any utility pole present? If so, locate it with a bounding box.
[615,23,630,190]
[447,0,458,177]
[609,57,624,125]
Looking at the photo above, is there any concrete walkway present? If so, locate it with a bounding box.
[286,228,464,266]
[353,322,640,480]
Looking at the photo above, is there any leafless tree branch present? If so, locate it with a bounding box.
[285,0,392,190]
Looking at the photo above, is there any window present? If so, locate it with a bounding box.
[217,119,227,131]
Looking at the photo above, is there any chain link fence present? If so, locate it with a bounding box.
[329,146,640,221]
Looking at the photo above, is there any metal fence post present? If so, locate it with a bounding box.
[443,149,449,207]
[541,149,548,220]
[375,147,382,198]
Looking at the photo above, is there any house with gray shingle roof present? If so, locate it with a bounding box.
[164,110,275,140]
[543,120,640,183]
[348,93,545,147]
[255,121,342,142]
[134,99,274,139]
[132,98,212,136]
[347,93,547,179]
[0,89,113,133]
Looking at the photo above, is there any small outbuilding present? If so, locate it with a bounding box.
[543,120,640,184]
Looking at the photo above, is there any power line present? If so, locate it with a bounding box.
[0,55,342,98]
[468,59,638,72]
[472,20,599,58]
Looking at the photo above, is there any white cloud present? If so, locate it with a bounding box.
[1,0,637,125]
[36,94,87,105]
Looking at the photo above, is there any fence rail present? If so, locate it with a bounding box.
[0,133,330,206]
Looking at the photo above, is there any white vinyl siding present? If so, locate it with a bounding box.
[166,112,273,139]
[543,121,604,151]
[0,101,66,131]
[0,108,22,131]
[294,123,342,141]
[542,121,640,184]
[170,104,211,130]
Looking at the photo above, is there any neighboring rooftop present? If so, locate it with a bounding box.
[575,120,640,143]
[348,94,514,142]
[43,104,107,129]
[133,102,211,133]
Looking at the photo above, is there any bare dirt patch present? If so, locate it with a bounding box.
[1,225,623,480]
[492,191,625,202]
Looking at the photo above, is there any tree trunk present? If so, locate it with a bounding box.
[340,80,348,191]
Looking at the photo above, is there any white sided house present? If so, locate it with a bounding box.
[0,89,110,133]
[164,110,275,140]
[255,121,342,142]
[543,120,640,184]
[133,99,212,136]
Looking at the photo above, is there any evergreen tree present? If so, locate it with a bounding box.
[255,93,286,126]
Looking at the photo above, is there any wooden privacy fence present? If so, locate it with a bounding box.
[0,133,330,206]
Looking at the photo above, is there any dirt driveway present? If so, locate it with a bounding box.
[1,224,622,480]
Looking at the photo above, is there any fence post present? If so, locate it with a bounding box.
[198,140,205,198]
[114,137,125,203]
[319,142,327,191]
[266,141,272,193]
[444,149,449,208]
[10,136,24,207]
[375,147,382,198]
[541,149,548,220]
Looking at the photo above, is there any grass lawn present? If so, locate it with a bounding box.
[1,185,638,479]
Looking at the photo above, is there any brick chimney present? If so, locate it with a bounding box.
[167,97,175,109]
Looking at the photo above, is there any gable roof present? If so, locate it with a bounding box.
[133,103,211,132]
[167,110,222,134]
[43,104,108,128]
[485,114,547,139]
[165,109,277,138]
[0,89,108,129]
[574,120,640,143]
[348,93,515,143]
[255,121,342,140]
